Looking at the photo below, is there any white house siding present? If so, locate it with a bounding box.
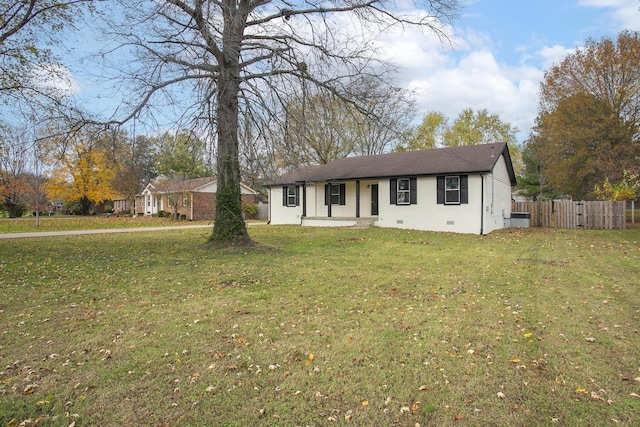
[269,186,303,224]
[268,153,513,234]
[482,156,513,234]
[375,176,483,234]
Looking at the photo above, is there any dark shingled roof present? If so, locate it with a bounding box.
[153,176,216,193]
[266,143,516,186]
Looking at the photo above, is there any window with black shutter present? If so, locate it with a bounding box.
[282,185,299,207]
[390,178,417,205]
[324,183,346,205]
[437,175,468,205]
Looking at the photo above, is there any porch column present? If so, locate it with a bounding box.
[326,183,332,218]
[302,184,307,217]
[356,180,360,218]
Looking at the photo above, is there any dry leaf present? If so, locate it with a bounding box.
[496,392,506,398]
[305,353,314,366]
[509,359,521,363]
[361,400,369,407]
[575,387,588,394]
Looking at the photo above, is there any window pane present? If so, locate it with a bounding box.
[445,190,459,204]
[445,176,459,190]
[287,186,296,206]
[330,185,340,205]
[398,179,410,191]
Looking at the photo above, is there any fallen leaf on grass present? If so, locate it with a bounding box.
[305,353,314,366]
[496,392,506,398]
[509,359,521,364]
[575,387,588,394]
[23,384,38,394]
[630,393,640,398]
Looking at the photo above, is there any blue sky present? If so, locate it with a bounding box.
[390,0,640,142]
[59,0,640,144]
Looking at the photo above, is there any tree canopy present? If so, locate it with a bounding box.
[43,132,119,215]
[529,31,640,200]
[0,0,94,125]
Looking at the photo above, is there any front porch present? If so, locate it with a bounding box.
[301,216,378,228]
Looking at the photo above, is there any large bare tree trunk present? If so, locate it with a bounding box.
[210,1,250,244]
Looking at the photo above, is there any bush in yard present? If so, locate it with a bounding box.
[243,203,258,219]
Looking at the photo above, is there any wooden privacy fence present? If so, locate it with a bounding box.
[512,201,626,230]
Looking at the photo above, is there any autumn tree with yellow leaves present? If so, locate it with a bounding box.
[44,141,118,215]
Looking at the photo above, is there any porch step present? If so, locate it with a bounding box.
[353,218,375,229]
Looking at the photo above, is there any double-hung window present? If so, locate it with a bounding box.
[287,186,297,206]
[437,175,468,205]
[445,176,460,204]
[283,185,299,207]
[389,178,417,205]
[397,178,410,205]
[330,185,340,205]
[324,183,346,206]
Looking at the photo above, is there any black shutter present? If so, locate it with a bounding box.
[390,178,397,204]
[282,186,287,206]
[339,184,346,205]
[437,176,444,204]
[295,185,300,206]
[324,184,329,205]
[410,178,417,204]
[460,176,468,204]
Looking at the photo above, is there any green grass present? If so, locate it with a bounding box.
[1,225,639,426]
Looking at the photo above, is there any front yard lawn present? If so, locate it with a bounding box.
[1,225,639,426]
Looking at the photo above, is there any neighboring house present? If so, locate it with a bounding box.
[112,198,132,214]
[136,176,259,220]
[265,143,517,235]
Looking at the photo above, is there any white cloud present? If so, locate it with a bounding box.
[31,63,80,95]
[537,44,576,69]
[578,0,640,30]
[370,1,639,143]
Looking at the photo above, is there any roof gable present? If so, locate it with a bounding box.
[268,143,516,186]
[143,176,259,195]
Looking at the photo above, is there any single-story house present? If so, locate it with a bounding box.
[135,176,259,220]
[265,143,517,235]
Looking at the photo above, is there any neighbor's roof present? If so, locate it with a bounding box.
[153,176,217,193]
[146,176,258,194]
[266,143,516,186]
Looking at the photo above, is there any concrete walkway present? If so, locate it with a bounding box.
[0,224,217,239]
